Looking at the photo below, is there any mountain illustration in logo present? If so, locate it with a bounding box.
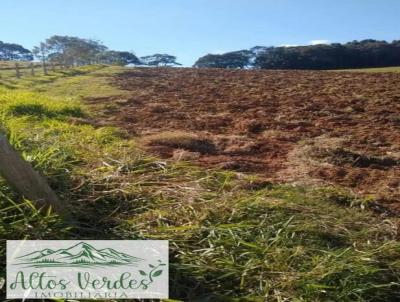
[16,242,143,268]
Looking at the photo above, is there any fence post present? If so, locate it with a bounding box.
[15,63,21,78]
[0,134,69,218]
[42,61,48,75]
[30,63,35,76]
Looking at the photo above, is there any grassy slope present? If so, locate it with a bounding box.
[0,66,399,301]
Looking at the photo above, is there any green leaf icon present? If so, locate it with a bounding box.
[139,270,147,276]
[149,264,155,268]
[152,270,163,277]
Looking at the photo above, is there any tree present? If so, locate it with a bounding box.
[0,41,33,61]
[140,54,181,66]
[96,51,140,65]
[37,35,107,67]
[32,42,49,75]
[193,50,252,68]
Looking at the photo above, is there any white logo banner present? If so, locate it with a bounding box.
[7,240,169,299]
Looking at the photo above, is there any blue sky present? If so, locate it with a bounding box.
[1,0,399,66]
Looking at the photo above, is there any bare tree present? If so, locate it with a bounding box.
[32,42,49,75]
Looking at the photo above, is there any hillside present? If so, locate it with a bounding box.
[0,65,399,301]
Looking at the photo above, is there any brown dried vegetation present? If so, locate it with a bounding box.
[88,67,400,213]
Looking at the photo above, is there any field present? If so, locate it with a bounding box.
[88,68,400,214]
[0,65,399,301]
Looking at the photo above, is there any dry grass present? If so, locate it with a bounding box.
[104,67,400,212]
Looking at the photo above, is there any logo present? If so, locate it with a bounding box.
[15,242,142,268]
[7,240,168,299]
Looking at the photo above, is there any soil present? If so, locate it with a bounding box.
[86,67,400,214]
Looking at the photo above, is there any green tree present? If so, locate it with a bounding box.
[0,41,33,61]
[140,54,181,66]
[194,50,252,68]
[37,35,107,67]
[96,51,140,65]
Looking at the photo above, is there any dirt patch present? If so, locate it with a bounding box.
[142,131,217,155]
[88,67,400,214]
[311,147,399,169]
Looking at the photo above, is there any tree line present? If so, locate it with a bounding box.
[2,37,400,70]
[0,35,181,67]
[194,40,400,69]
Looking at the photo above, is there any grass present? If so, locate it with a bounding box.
[336,66,400,72]
[0,65,399,301]
[0,60,45,82]
[0,90,84,119]
[0,64,127,99]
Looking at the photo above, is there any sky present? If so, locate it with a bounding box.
[0,0,399,66]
